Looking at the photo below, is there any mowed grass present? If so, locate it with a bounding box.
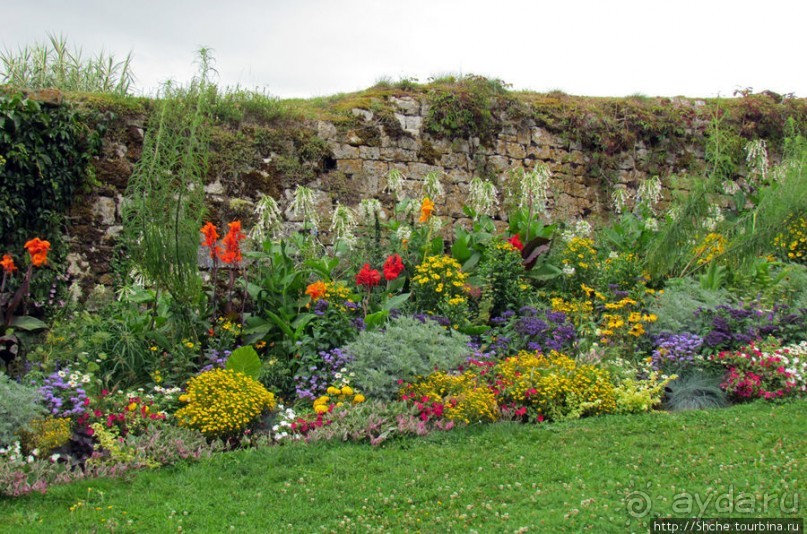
[1,401,803,533]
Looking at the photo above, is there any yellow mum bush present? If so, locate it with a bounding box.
[175,369,276,439]
[404,370,498,424]
[495,351,616,421]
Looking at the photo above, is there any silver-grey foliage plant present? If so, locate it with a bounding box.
[344,316,471,400]
[0,373,45,446]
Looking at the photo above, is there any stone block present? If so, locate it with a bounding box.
[337,159,363,175]
[92,197,117,225]
[331,143,360,159]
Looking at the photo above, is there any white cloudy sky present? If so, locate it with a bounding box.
[3,0,805,99]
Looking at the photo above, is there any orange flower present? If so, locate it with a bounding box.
[220,221,245,265]
[1,254,16,274]
[24,238,51,267]
[419,197,434,224]
[200,222,221,259]
[305,280,327,302]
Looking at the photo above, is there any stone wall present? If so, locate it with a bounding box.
[65,92,738,292]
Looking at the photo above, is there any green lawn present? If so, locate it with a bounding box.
[1,401,804,533]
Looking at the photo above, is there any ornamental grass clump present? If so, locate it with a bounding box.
[175,368,276,439]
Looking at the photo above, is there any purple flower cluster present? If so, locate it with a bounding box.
[38,368,88,418]
[200,349,230,373]
[697,303,807,353]
[651,332,703,369]
[294,347,354,401]
[488,307,577,355]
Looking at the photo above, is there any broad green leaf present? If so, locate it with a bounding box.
[226,346,261,379]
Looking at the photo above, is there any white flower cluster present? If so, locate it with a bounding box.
[422,171,445,201]
[467,177,499,218]
[517,163,551,216]
[290,185,318,229]
[636,176,663,212]
[703,205,725,232]
[358,199,385,224]
[745,139,769,183]
[0,441,55,464]
[249,194,283,243]
[776,341,807,394]
[611,188,631,214]
[561,219,593,243]
[57,369,91,388]
[330,203,358,249]
[385,168,407,201]
[271,405,301,443]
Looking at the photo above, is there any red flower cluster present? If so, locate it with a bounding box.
[355,263,381,288]
[508,234,524,251]
[382,254,404,281]
[0,254,16,274]
[24,237,51,267]
[200,222,221,259]
[201,221,246,265]
[220,221,246,265]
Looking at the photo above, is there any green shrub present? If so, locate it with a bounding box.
[0,373,45,446]
[344,316,471,400]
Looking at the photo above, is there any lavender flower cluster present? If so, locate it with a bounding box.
[651,332,703,369]
[295,347,354,401]
[38,368,89,418]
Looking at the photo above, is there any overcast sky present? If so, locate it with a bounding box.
[3,0,805,99]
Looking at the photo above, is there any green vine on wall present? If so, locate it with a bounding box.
[0,90,102,250]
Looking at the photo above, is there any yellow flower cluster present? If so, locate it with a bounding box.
[551,297,594,327]
[18,417,72,455]
[412,255,468,313]
[495,351,616,421]
[599,300,657,342]
[323,281,352,302]
[693,232,726,265]
[613,371,677,415]
[561,237,599,272]
[773,214,807,263]
[175,369,276,439]
[405,371,498,424]
[313,385,366,414]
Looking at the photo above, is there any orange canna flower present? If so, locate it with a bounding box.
[200,222,221,259]
[419,197,435,224]
[1,254,16,274]
[305,280,328,302]
[24,237,51,267]
[220,221,246,265]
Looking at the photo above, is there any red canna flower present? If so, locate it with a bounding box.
[355,263,381,288]
[200,222,221,259]
[24,238,51,267]
[0,254,16,274]
[382,254,404,281]
[508,234,524,251]
[220,221,246,265]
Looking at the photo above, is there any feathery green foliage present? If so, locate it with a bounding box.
[0,34,134,96]
[121,49,214,313]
